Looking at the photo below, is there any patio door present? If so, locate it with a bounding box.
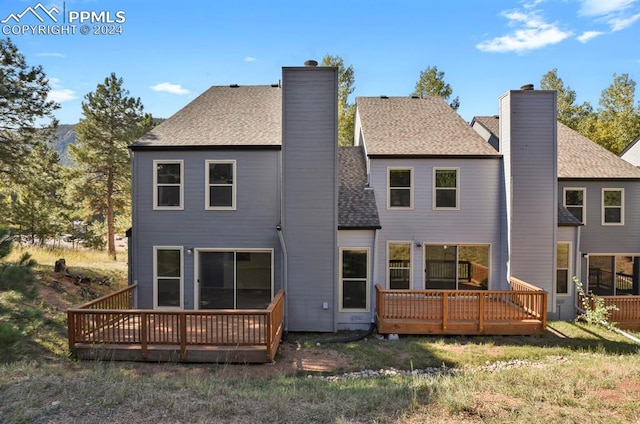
[425,244,489,290]
[197,250,273,309]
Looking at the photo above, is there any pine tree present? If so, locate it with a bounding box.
[322,55,356,146]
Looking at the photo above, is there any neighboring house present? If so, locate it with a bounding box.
[128,65,640,333]
[621,134,640,167]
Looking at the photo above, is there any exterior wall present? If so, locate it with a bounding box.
[368,157,506,290]
[337,230,376,330]
[500,90,558,307]
[130,149,282,309]
[621,139,640,167]
[282,66,338,332]
[471,120,500,151]
[559,179,640,255]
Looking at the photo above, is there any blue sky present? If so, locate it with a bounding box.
[2,0,639,124]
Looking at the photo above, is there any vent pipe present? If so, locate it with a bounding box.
[520,83,534,90]
[304,59,318,67]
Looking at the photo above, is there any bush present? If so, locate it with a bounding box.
[574,276,618,326]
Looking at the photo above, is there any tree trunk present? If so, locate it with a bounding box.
[107,168,116,260]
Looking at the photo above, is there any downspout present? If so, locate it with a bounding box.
[276,225,288,333]
[370,228,379,326]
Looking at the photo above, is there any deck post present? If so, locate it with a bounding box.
[478,293,485,333]
[67,310,76,356]
[540,292,548,329]
[140,312,148,360]
[442,292,448,331]
[179,314,187,361]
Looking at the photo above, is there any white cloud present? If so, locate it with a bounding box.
[578,0,636,16]
[577,30,604,42]
[476,10,572,53]
[608,12,640,30]
[36,52,65,58]
[150,82,189,95]
[48,89,76,103]
[243,56,257,62]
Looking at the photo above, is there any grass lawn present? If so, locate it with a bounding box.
[1,246,640,423]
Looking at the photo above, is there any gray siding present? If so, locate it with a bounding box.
[559,180,640,255]
[500,90,557,298]
[368,158,506,290]
[282,67,338,332]
[131,149,281,309]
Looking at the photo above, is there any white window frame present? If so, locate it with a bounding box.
[556,242,572,296]
[339,247,370,312]
[433,167,459,210]
[563,187,586,224]
[205,160,237,210]
[601,188,624,226]
[193,248,274,310]
[153,160,184,210]
[387,167,413,210]
[153,246,184,310]
[386,241,412,289]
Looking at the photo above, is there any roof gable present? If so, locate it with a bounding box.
[356,97,500,157]
[132,85,282,149]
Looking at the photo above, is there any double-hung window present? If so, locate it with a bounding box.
[340,248,369,311]
[434,168,458,209]
[154,247,183,309]
[154,160,183,209]
[564,188,585,223]
[556,243,570,295]
[602,188,624,225]
[388,242,411,289]
[206,160,236,210]
[388,168,412,209]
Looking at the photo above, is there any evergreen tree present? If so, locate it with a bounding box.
[70,73,153,259]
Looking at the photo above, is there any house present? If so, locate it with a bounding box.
[67,63,640,363]
[621,134,640,167]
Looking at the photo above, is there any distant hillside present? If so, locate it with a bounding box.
[50,118,165,166]
[51,124,77,166]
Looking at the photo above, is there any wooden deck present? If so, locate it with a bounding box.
[67,286,285,363]
[582,294,640,331]
[375,278,547,335]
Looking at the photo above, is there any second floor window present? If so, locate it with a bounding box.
[564,188,585,223]
[388,168,412,209]
[154,160,183,209]
[434,168,458,209]
[602,188,623,225]
[206,160,236,210]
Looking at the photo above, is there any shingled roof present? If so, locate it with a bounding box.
[338,146,381,229]
[131,85,282,149]
[356,97,501,157]
[472,116,640,179]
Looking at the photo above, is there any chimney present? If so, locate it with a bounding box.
[303,59,318,67]
[520,83,534,90]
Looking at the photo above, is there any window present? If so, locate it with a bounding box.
[564,188,585,223]
[206,160,236,210]
[154,247,183,309]
[434,168,458,209]
[340,248,369,311]
[556,243,570,294]
[602,188,624,225]
[197,250,272,309]
[425,244,489,290]
[388,168,412,209]
[388,242,411,289]
[154,160,183,209]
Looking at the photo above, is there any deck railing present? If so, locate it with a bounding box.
[67,288,285,362]
[580,294,640,330]
[375,279,547,335]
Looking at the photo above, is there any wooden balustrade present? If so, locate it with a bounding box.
[67,288,285,362]
[375,281,547,335]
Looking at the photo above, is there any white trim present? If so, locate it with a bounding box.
[601,188,624,226]
[387,167,414,210]
[433,167,460,210]
[153,160,184,210]
[563,187,586,224]
[338,247,370,312]
[556,241,572,296]
[153,246,184,310]
[205,160,237,211]
[386,241,412,289]
[193,248,274,310]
